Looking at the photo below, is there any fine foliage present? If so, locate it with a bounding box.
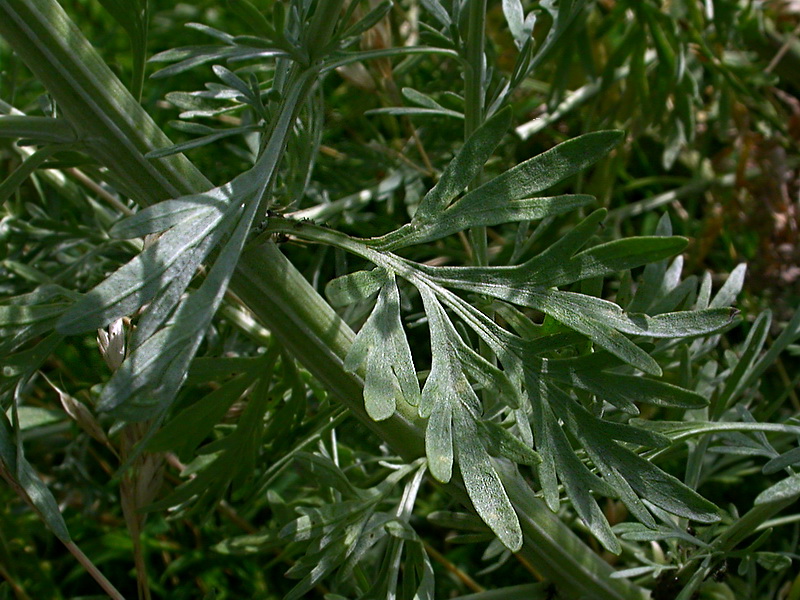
[1,1,799,599]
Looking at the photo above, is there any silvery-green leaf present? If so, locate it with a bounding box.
[283,544,348,600]
[454,286,734,374]
[746,308,800,391]
[529,378,620,552]
[147,370,257,456]
[0,115,76,144]
[420,0,451,27]
[401,87,449,111]
[556,394,658,527]
[710,263,747,309]
[364,348,401,421]
[0,303,68,326]
[589,449,656,528]
[418,285,483,483]
[226,0,277,40]
[417,285,481,418]
[548,358,710,412]
[453,402,522,552]
[98,180,261,419]
[0,145,68,205]
[339,0,392,40]
[211,64,252,98]
[372,130,621,249]
[95,0,147,98]
[450,130,621,216]
[614,523,707,546]
[755,473,800,505]
[479,420,541,466]
[763,446,800,475]
[379,195,593,251]
[627,213,672,312]
[522,291,662,375]
[365,106,464,119]
[413,107,511,223]
[712,309,770,418]
[325,267,387,307]
[609,445,720,522]
[533,235,688,288]
[575,403,722,523]
[425,392,454,483]
[502,0,527,49]
[416,209,689,290]
[149,45,286,79]
[531,0,589,72]
[145,124,260,159]
[342,274,420,419]
[128,235,219,349]
[57,201,231,334]
[406,540,435,600]
[454,339,521,409]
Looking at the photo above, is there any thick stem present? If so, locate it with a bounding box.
[463,0,487,139]
[463,0,488,267]
[305,0,345,62]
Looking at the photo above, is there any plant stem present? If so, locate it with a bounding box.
[1,457,126,599]
[463,0,487,139]
[305,0,344,62]
[0,561,34,600]
[130,2,148,103]
[64,541,127,600]
[463,0,488,267]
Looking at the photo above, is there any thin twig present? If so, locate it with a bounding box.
[0,463,126,599]
[765,21,800,74]
[67,167,133,215]
[64,540,127,600]
[408,124,435,176]
[0,561,34,600]
[774,355,800,411]
[422,539,484,593]
[514,551,545,581]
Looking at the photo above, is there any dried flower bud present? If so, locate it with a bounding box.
[42,374,111,450]
[97,318,126,371]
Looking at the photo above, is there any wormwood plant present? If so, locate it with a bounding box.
[1,1,800,599]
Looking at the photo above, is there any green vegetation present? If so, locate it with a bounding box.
[1,1,799,598]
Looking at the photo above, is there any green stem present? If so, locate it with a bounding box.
[463,0,488,267]
[463,0,487,139]
[130,2,148,103]
[675,494,800,600]
[305,0,344,62]
[252,0,346,216]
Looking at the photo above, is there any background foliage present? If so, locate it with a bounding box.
[1,1,800,599]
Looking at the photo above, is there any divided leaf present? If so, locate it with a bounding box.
[343,274,419,420]
[526,373,620,551]
[371,130,622,249]
[418,286,524,550]
[325,267,388,307]
[454,402,522,552]
[557,389,720,524]
[97,183,261,420]
[109,197,218,239]
[413,107,512,222]
[57,200,232,335]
